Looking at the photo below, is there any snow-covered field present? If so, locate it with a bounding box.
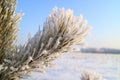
[23,52,120,80]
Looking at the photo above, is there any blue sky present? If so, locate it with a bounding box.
[16,0,120,49]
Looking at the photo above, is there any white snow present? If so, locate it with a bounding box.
[22,52,120,80]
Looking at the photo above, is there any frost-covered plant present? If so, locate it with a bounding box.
[0,0,92,80]
[80,70,104,80]
[0,0,22,63]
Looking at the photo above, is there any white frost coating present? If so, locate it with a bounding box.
[4,59,12,64]
[46,37,53,48]
[81,70,105,80]
[0,64,4,71]
[42,50,48,55]
[53,37,62,49]
[0,7,92,79]
[10,66,18,71]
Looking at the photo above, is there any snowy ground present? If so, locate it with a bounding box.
[22,52,120,80]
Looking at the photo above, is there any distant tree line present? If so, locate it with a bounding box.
[80,48,120,54]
